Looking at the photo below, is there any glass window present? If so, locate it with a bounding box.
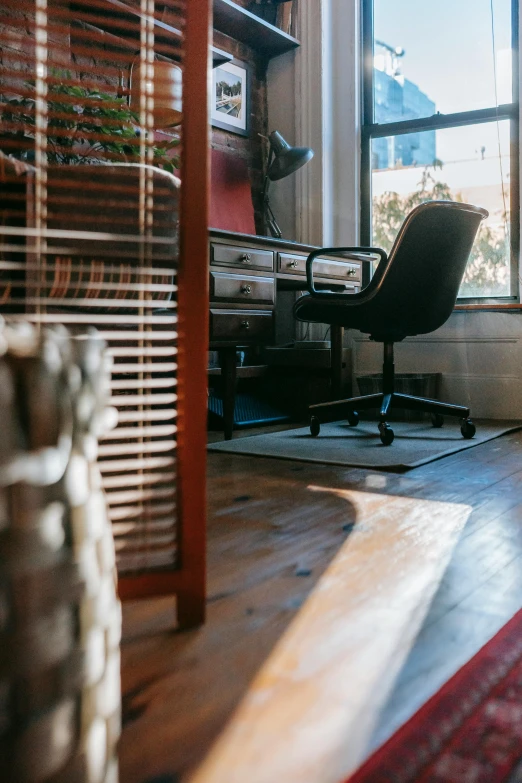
[373,0,512,120]
[362,0,518,300]
[372,122,511,297]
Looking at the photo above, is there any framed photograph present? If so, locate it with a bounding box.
[211,58,250,137]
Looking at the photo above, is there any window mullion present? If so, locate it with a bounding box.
[363,105,518,139]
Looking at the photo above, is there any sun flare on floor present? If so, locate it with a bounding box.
[190,489,471,783]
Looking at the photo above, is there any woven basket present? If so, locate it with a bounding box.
[0,325,120,783]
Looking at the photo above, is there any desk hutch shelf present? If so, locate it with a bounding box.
[213,0,300,58]
[72,0,299,65]
[71,0,232,66]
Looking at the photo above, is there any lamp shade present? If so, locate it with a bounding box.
[267,130,314,181]
[130,61,183,128]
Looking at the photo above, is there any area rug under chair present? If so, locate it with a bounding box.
[346,607,522,782]
[208,420,522,471]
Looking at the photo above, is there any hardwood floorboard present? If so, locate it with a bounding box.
[370,604,511,750]
[368,433,522,752]
[191,491,469,783]
[120,429,522,783]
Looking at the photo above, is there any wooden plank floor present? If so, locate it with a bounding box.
[120,428,522,783]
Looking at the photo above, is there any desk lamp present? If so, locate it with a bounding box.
[262,130,313,238]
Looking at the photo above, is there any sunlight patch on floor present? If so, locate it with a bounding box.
[363,473,389,489]
[190,489,471,783]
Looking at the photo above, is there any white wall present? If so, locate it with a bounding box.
[353,314,522,418]
[267,0,361,246]
[268,0,522,418]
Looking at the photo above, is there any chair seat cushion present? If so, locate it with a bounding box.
[293,294,409,342]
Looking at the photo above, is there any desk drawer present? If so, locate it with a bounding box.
[210,309,274,342]
[279,252,307,275]
[317,258,361,281]
[210,271,275,304]
[212,243,274,272]
[278,252,361,282]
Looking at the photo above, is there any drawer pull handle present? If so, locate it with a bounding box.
[240,284,252,295]
[347,268,357,276]
[240,253,252,263]
[240,320,250,330]
[288,260,298,269]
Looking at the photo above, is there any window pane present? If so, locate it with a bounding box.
[371,121,512,298]
[373,0,512,123]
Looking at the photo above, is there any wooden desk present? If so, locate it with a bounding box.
[209,230,363,439]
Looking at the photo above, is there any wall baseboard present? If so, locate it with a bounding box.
[352,336,519,345]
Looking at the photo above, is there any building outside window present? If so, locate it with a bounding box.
[361,0,519,300]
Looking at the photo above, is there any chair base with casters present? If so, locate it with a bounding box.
[308,341,476,446]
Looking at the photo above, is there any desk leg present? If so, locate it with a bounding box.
[331,325,344,400]
[218,347,237,441]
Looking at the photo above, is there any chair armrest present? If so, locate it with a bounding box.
[306,246,387,297]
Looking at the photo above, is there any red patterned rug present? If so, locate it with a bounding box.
[348,609,522,782]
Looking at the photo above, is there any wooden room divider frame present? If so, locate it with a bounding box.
[0,0,210,628]
[117,0,210,627]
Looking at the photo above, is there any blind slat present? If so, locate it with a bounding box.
[98,440,177,458]
[103,471,176,489]
[102,424,177,440]
[106,487,175,505]
[109,501,176,522]
[98,457,176,474]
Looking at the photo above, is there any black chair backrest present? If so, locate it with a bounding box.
[373,201,488,337]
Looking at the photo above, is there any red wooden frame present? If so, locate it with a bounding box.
[118,0,210,627]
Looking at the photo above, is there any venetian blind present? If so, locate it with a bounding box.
[0,0,189,577]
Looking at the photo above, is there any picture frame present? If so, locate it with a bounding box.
[211,57,250,137]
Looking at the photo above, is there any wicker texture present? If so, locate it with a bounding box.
[0,324,121,783]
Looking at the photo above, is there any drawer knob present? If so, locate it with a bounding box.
[240,320,250,330]
[288,260,298,269]
[240,253,252,263]
[240,284,252,295]
[347,268,357,276]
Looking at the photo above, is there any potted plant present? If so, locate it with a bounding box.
[1,70,179,172]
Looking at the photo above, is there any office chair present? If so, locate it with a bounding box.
[293,201,488,445]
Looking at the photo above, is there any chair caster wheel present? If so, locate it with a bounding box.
[432,413,444,428]
[460,419,476,439]
[347,410,359,427]
[379,422,394,446]
[310,416,321,437]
